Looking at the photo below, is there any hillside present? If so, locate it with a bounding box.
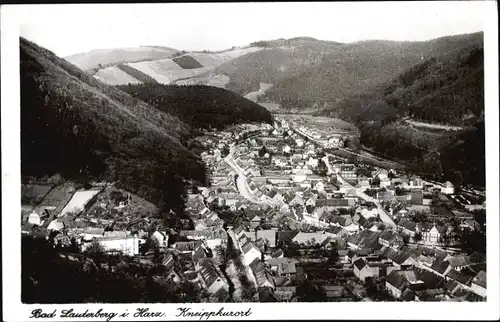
[118,84,273,130]
[213,38,343,96]
[65,46,178,72]
[318,40,484,186]
[89,46,263,86]
[264,32,484,110]
[20,37,206,214]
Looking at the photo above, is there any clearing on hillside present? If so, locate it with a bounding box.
[93,66,142,85]
[172,55,204,69]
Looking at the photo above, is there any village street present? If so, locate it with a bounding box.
[224,154,263,204]
[335,173,396,227]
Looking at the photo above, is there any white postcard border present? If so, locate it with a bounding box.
[2,2,499,321]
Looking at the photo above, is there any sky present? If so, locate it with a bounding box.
[15,2,489,57]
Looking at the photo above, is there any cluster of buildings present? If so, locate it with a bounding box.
[21,117,487,302]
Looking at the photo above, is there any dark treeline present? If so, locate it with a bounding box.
[22,236,204,303]
[118,83,273,130]
[20,38,206,216]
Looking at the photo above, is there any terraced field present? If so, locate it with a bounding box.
[172,55,204,69]
[93,66,142,85]
[88,46,263,85]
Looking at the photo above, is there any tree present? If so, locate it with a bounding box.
[314,159,328,177]
[414,232,423,242]
[258,145,268,157]
[86,239,105,266]
[297,281,327,302]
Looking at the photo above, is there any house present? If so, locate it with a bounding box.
[385,270,426,299]
[81,227,105,241]
[376,169,389,181]
[316,198,351,210]
[151,230,168,247]
[288,194,304,207]
[162,253,181,283]
[27,211,42,226]
[291,231,331,246]
[305,196,317,207]
[257,230,277,248]
[359,205,378,219]
[313,181,325,192]
[378,230,399,247]
[242,241,262,266]
[268,257,298,278]
[275,286,297,302]
[249,258,274,289]
[340,164,357,181]
[249,215,262,229]
[446,255,472,271]
[353,258,382,282]
[416,223,445,244]
[198,258,229,294]
[272,192,285,205]
[441,181,455,195]
[358,178,371,190]
[83,235,140,257]
[470,270,486,298]
[272,249,284,258]
[47,219,65,232]
[428,258,452,277]
[397,218,417,237]
[446,269,473,288]
[278,230,299,244]
[385,249,417,270]
[174,241,203,255]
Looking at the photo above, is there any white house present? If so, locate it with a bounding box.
[353,259,381,282]
[314,181,325,192]
[47,219,64,232]
[83,235,140,257]
[28,212,41,226]
[306,157,319,168]
[470,270,486,298]
[151,231,169,247]
[360,206,378,219]
[441,181,455,195]
[242,241,262,266]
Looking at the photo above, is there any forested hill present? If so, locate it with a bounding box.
[263,32,483,111]
[118,84,273,129]
[20,38,206,215]
[317,43,485,187]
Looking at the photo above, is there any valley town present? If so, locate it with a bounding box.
[22,115,487,303]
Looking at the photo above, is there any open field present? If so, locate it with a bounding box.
[116,64,158,83]
[59,189,102,217]
[93,46,263,85]
[65,46,178,71]
[259,102,280,112]
[244,82,273,102]
[94,66,142,85]
[172,55,204,69]
[279,114,359,133]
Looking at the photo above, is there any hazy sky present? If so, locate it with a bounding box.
[17,2,488,57]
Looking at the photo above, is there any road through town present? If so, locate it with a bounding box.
[224,155,263,204]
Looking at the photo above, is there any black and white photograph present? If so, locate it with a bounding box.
[2,1,499,321]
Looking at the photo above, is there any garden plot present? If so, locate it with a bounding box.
[58,190,101,217]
